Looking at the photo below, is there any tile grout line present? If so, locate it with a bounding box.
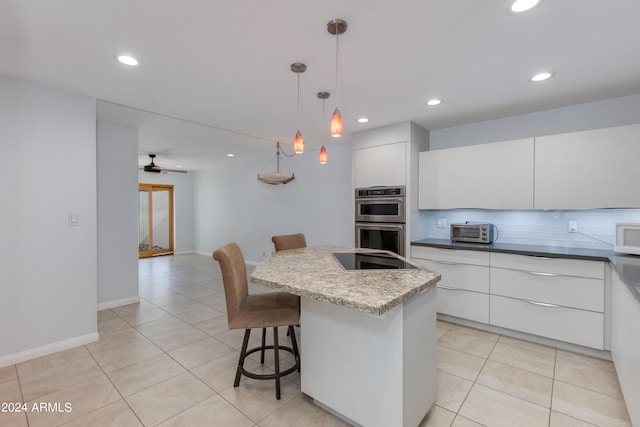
[81,344,147,427]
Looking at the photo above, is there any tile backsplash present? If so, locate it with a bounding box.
[417,209,640,249]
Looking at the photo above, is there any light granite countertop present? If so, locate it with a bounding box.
[250,245,441,316]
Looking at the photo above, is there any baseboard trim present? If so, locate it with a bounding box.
[195,251,211,257]
[0,332,99,368]
[97,296,140,311]
[174,250,196,255]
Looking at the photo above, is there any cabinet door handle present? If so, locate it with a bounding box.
[431,259,461,266]
[527,255,554,260]
[525,271,559,277]
[525,300,561,308]
[437,285,462,291]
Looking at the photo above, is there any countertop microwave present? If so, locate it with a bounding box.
[614,222,640,255]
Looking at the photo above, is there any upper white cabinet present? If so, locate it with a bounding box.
[534,123,640,209]
[353,142,406,188]
[418,138,534,209]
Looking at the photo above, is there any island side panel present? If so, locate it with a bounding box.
[403,286,437,426]
[300,297,405,427]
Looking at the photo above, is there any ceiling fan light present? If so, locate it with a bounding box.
[319,145,328,164]
[294,130,304,153]
[331,108,343,137]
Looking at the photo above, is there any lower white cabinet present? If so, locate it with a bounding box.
[490,295,604,349]
[490,253,605,350]
[611,268,640,426]
[411,246,490,323]
[412,245,608,350]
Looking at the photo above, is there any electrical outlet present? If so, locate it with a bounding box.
[436,217,447,228]
[568,220,578,233]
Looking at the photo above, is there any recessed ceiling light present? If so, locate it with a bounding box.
[116,55,139,66]
[357,117,369,123]
[176,165,182,168]
[226,153,235,157]
[426,99,442,106]
[530,72,553,82]
[508,0,543,14]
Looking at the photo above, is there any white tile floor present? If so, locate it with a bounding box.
[0,253,632,426]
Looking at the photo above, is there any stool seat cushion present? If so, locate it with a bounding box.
[229,292,300,329]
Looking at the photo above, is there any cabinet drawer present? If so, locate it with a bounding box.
[411,246,490,266]
[437,287,489,323]
[491,268,603,312]
[490,295,604,349]
[414,258,489,293]
[491,252,604,279]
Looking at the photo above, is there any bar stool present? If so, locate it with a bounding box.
[271,233,307,252]
[212,243,300,400]
[271,233,306,340]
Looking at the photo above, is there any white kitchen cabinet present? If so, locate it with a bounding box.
[490,295,604,349]
[411,245,490,323]
[353,142,406,188]
[611,267,640,426]
[534,123,640,209]
[418,138,534,209]
[490,253,605,350]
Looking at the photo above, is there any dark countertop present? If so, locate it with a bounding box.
[411,238,640,304]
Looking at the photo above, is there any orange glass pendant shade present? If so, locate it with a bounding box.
[330,108,342,137]
[294,130,304,154]
[319,145,328,164]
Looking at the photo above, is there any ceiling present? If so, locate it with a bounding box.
[3,0,640,170]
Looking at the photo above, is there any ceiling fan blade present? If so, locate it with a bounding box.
[159,168,188,174]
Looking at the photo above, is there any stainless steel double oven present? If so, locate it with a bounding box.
[355,186,406,257]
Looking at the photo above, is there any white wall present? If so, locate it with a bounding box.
[97,122,139,308]
[194,145,353,262]
[0,76,98,365]
[418,94,640,247]
[138,169,195,253]
[429,93,640,150]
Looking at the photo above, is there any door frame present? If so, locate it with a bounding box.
[139,183,174,258]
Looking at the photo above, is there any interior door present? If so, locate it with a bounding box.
[138,184,174,258]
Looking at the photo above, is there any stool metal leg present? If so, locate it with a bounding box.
[273,326,281,400]
[260,328,267,363]
[235,329,251,387]
[288,325,300,372]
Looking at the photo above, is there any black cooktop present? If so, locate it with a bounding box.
[333,252,418,270]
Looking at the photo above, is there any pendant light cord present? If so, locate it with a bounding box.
[334,22,340,108]
[297,72,302,130]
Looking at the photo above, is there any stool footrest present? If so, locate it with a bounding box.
[240,345,298,379]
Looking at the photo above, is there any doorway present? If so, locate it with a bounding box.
[139,183,174,258]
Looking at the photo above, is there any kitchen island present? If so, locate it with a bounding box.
[250,246,441,427]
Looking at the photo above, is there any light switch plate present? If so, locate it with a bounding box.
[68,212,79,226]
[568,220,578,233]
[436,217,447,228]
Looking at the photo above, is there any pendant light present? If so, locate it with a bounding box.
[319,145,328,164]
[291,63,306,153]
[328,19,347,138]
[317,91,330,164]
[257,142,296,185]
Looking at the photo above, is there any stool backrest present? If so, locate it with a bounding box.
[212,243,249,324]
[271,233,307,252]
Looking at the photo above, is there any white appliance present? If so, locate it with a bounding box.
[614,222,640,255]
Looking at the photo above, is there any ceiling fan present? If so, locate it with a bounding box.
[142,154,187,174]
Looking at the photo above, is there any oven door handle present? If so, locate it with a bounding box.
[357,197,405,204]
